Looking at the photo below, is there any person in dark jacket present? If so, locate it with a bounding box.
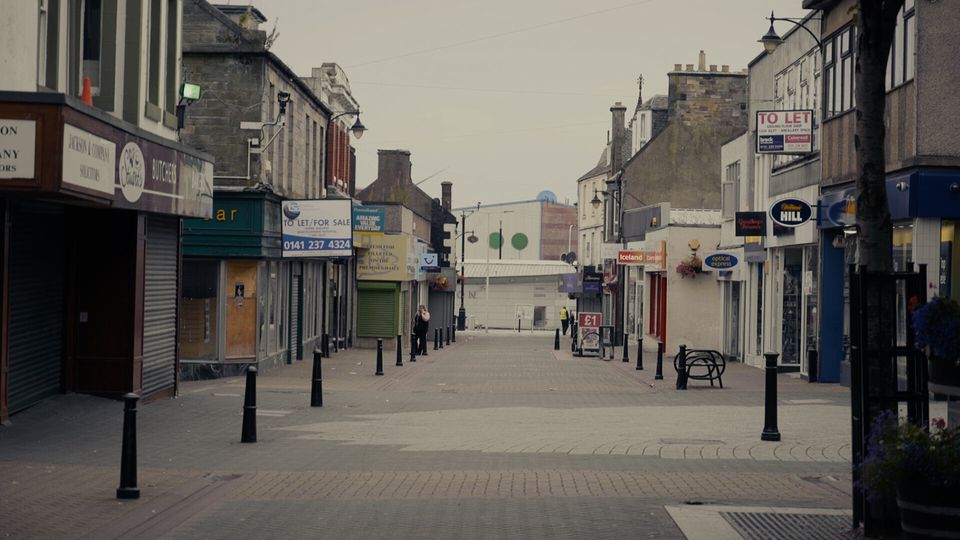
[414,305,430,354]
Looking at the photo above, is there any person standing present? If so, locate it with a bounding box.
[414,305,430,354]
[560,306,570,336]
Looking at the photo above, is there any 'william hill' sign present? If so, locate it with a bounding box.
[769,198,812,228]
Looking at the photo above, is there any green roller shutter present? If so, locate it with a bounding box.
[357,282,398,337]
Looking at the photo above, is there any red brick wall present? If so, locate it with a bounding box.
[540,204,577,261]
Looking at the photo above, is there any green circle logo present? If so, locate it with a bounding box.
[511,233,528,250]
[489,232,502,249]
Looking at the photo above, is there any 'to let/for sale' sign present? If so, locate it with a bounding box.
[756,110,814,154]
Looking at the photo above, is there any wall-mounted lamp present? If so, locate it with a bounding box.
[895,181,909,192]
[950,182,960,193]
[175,82,203,131]
[650,216,658,227]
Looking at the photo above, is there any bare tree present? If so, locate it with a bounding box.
[854,0,904,272]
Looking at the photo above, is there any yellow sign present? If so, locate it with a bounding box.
[357,234,411,281]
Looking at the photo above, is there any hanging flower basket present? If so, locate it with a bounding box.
[675,255,702,278]
[912,296,960,395]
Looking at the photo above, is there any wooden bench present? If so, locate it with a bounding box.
[673,349,726,389]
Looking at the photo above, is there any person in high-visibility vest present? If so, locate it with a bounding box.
[560,306,570,335]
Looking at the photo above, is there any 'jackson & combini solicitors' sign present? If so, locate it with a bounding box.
[0,97,213,219]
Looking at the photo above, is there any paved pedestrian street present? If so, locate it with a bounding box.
[0,332,855,539]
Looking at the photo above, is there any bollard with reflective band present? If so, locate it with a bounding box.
[311,349,323,407]
[761,352,782,441]
[676,345,688,390]
[396,335,403,367]
[410,333,418,363]
[375,339,384,376]
[655,342,664,380]
[241,366,258,443]
[116,393,140,499]
[622,333,630,362]
[554,328,560,350]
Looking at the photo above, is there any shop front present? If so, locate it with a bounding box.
[355,233,415,348]
[0,94,213,420]
[819,169,960,386]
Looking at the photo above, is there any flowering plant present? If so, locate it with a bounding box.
[675,255,702,278]
[860,411,960,499]
[912,296,960,360]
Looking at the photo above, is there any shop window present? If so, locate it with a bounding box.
[180,260,220,361]
[940,221,959,302]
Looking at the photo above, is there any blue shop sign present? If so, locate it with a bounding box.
[704,253,739,270]
[770,198,813,228]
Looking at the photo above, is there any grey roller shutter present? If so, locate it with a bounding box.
[142,215,179,397]
[7,203,65,413]
[289,271,301,361]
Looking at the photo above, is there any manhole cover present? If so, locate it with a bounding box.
[722,512,850,540]
[659,438,725,445]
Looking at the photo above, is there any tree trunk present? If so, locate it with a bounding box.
[854,1,902,272]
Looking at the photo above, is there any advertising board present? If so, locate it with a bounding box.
[281,199,353,257]
[756,110,814,154]
[578,312,602,355]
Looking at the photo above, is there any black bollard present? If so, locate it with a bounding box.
[622,333,630,362]
[452,324,456,343]
[761,352,782,441]
[676,345,688,390]
[396,335,403,367]
[434,328,439,351]
[554,328,560,350]
[311,348,323,407]
[571,323,578,352]
[333,334,339,353]
[348,329,353,348]
[410,333,418,363]
[655,342,664,380]
[636,337,644,370]
[375,339,384,376]
[322,333,330,358]
[446,326,451,346]
[116,393,140,499]
[517,318,521,333]
[241,366,258,443]
[440,327,445,349]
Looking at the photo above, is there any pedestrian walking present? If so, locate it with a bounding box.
[560,306,570,336]
[414,305,430,355]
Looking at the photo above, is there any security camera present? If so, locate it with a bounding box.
[277,91,291,114]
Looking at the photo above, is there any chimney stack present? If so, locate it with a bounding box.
[610,102,627,174]
[377,149,412,187]
[441,181,452,211]
[698,50,706,71]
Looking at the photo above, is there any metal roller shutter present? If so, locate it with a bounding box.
[357,283,397,337]
[289,270,301,362]
[7,203,65,413]
[142,215,179,397]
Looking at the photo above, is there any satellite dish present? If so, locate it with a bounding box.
[560,253,568,263]
[566,251,577,263]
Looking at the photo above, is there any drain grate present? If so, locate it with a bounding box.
[722,512,850,540]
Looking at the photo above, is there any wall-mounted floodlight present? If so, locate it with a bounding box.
[181,82,202,101]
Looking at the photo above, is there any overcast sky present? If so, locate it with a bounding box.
[257,0,802,208]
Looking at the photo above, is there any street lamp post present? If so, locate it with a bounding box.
[757,11,822,54]
[457,203,480,331]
